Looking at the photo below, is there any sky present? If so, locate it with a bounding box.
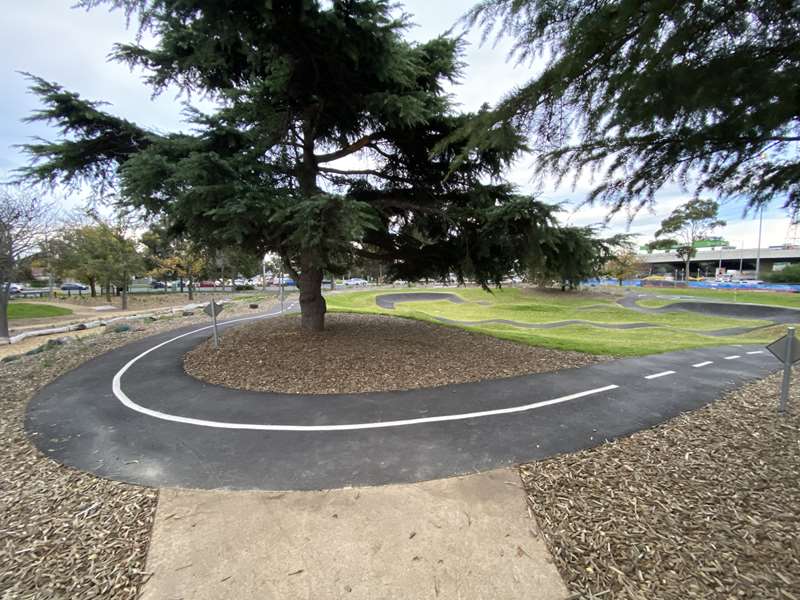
[0,0,791,249]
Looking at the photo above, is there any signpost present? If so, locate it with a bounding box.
[204,301,225,349]
[767,327,798,413]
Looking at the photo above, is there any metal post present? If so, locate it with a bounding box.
[280,279,285,313]
[755,206,764,280]
[211,301,220,349]
[779,327,794,413]
[739,241,744,273]
[261,259,267,292]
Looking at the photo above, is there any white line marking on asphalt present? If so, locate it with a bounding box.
[746,350,764,355]
[724,355,741,360]
[692,361,713,368]
[644,370,675,380]
[111,308,619,430]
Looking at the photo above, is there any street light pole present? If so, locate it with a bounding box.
[755,206,764,280]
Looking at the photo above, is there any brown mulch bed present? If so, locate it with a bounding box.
[184,312,603,394]
[0,300,272,599]
[522,368,800,599]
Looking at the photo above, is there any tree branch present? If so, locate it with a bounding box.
[314,134,376,163]
[318,166,411,185]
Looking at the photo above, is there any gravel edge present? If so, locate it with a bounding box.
[0,301,274,599]
[521,368,800,599]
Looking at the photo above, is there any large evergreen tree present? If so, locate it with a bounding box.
[20,0,561,331]
[460,0,800,213]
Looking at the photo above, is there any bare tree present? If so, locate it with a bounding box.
[0,186,58,342]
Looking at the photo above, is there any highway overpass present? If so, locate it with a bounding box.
[637,247,800,277]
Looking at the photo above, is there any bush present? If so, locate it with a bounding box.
[235,284,255,291]
[765,264,800,283]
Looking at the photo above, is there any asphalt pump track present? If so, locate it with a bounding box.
[27,299,782,491]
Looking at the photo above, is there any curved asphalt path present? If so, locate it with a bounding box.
[26,296,779,491]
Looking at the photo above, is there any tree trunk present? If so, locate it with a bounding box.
[90,278,97,298]
[296,118,326,331]
[0,284,10,342]
[299,265,326,331]
[105,280,112,302]
[121,271,128,310]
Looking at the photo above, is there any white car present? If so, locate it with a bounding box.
[8,283,24,293]
[344,278,368,287]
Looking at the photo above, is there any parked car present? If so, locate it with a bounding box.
[343,278,368,287]
[7,283,24,294]
[151,281,167,289]
[60,282,89,291]
[197,280,216,287]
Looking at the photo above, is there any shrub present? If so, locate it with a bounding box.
[765,264,800,283]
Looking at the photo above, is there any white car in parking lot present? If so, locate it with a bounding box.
[343,278,368,287]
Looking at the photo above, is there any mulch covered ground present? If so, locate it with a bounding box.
[184,312,604,394]
[0,301,270,599]
[522,368,800,599]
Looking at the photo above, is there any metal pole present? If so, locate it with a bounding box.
[210,300,219,349]
[739,242,744,273]
[262,259,267,292]
[779,327,794,413]
[280,277,284,313]
[755,206,763,280]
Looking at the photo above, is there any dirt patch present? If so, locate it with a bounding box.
[184,312,603,394]
[522,368,800,599]
[0,300,275,599]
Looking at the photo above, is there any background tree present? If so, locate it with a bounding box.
[647,199,725,280]
[0,186,57,341]
[460,0,800,213]
[528,227,625,290]
[141,223,208,297]
[20,0,559,332]
[765,264,800,284]
[52,225,105,297]
[604,249,645,286]
[55,222,144,306]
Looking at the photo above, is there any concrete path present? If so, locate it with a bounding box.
[140,469,567,600]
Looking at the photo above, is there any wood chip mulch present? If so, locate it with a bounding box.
[522,368,800,599]
[184,312,604,394]
[0,301,269,599]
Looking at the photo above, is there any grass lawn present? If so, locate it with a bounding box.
[8,303,73,320]
[327,287,793,356]
[627,286,800,308]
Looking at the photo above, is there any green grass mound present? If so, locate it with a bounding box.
[327,287,793,357]
[8,303,73,320]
